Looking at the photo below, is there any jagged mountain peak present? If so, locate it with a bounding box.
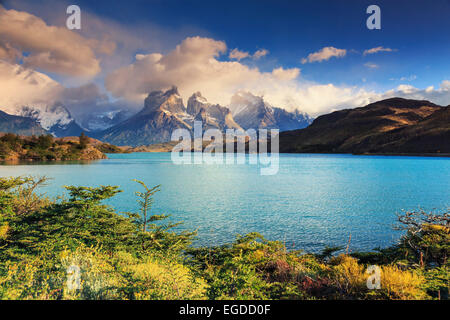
[187,92,242,131]
[187,91,210,116]
[142,86,185,115]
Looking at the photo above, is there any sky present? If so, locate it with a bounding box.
[1,0,450,120]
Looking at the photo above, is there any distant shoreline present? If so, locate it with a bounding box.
[113,149,450,158]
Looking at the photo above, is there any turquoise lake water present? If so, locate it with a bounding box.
[1,153,449,252]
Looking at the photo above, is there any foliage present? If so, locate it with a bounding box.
[188,233,316,299]
[328,255,428,300]
[0,245,207,300]
[0,176,448,300]
[113,250,207,300]
[378,265,428,300]
[0,133,85,160]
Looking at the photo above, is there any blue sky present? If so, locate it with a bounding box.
[1,0,450,116]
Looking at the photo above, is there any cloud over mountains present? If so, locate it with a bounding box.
[105,36,301,108]
[0,7,113,77]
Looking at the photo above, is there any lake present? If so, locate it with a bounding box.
[1,152,449,253]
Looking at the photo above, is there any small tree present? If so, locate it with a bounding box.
[133,180,161,232]
[37,134,54,149]
[131,180,195,252]
[395,209,449,267]
[79,132,89,149]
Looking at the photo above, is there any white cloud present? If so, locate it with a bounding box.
[363,46,396,55]
[301,47,346,64]
[0,7,112,77]
[271,67,300,81]
[253,49,268,59]
[382,81,450,105]
[0,42,21,61]
[229,48,250,61]
[229,48,268,60]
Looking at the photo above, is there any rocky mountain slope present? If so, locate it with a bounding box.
[0,110,48,136]
[279,98,450,154]
[187,92,242,131]
[80,109,133,132]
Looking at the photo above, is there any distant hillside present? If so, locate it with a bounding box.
[0,110,47,136]
[279,98,450,154]
[0,133,121,161]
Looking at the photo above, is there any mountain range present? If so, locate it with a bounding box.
[279,98,450,154]
[0,87,312,146]
[93,87,312,146]
[3,93,448,154]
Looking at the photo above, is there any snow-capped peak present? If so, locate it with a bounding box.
[17,103,74,130]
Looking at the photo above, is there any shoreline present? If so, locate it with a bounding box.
[2,151,450,164]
